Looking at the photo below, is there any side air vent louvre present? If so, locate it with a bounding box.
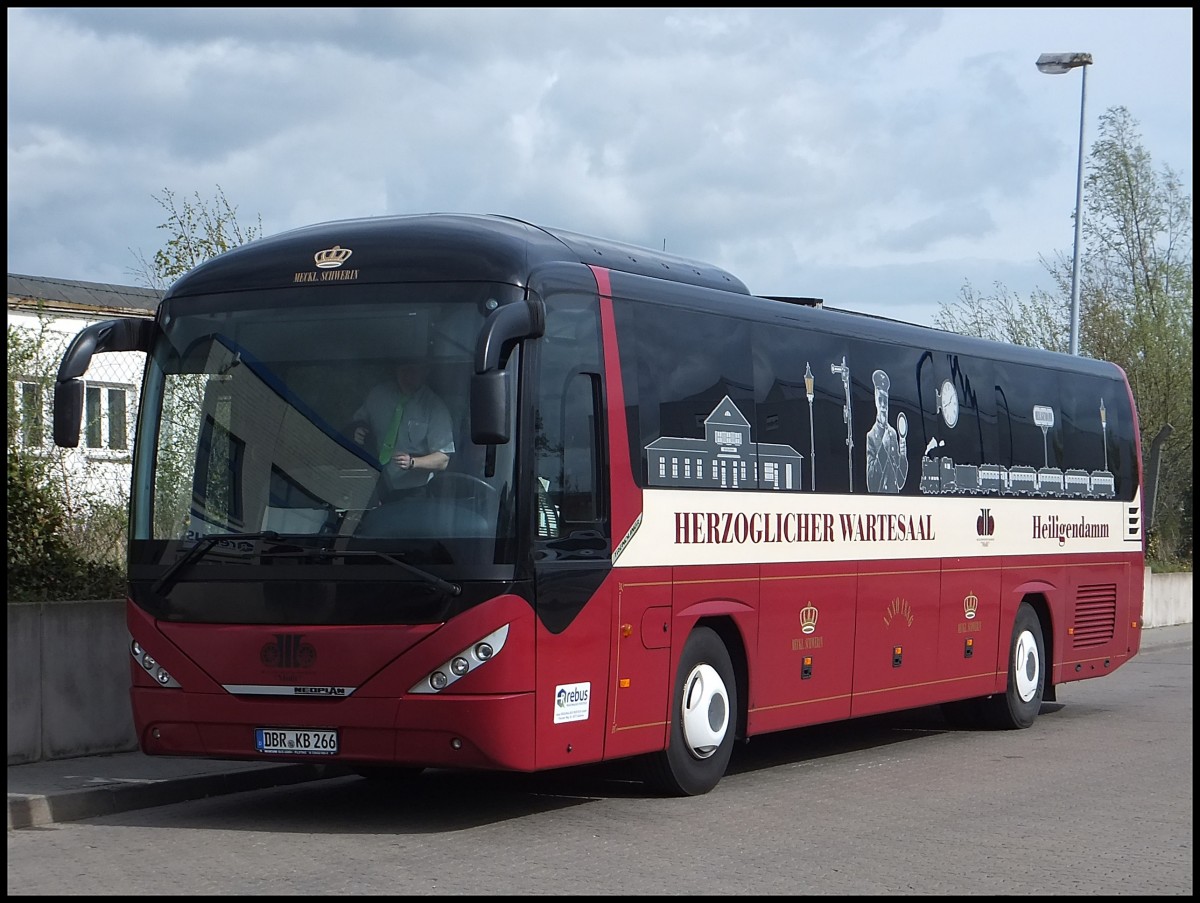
[1072,583,1118,647]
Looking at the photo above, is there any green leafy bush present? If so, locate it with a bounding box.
[7,454,125,603]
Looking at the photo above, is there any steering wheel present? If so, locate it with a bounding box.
[432,471,499,515]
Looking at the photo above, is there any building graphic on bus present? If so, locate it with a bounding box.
[645,389,1117,501]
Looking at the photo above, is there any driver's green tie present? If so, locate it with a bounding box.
[378,399,405,466]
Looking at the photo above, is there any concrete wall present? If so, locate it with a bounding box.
[1142,569,1193,628]
[7,571,1193,765]
[8,600,137,765]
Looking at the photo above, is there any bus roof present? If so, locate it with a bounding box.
[162,211,1124,382]
[164,213,750,300]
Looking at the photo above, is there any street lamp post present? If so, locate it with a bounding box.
[1036,51,1092,357]
[804,362,815,491]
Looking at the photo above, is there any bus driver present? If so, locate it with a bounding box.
[351,349,455,499]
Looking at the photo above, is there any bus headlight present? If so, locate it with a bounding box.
[130,638,181,688]
[409,624,510,695]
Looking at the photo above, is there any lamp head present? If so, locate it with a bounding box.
[1036,52,1093,74]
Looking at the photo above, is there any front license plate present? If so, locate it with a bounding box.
[254,727,338,755]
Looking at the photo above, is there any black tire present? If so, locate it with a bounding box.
[643,626,737,797]
[979,602,1046,730]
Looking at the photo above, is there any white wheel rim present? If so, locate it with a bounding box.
[1013,628,1041,703]
[680,663,730,760]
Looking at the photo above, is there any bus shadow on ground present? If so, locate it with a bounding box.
[722,699,1071,776]
[121,764,646,834]
[725,701,957,777]
[113,701,1068,834]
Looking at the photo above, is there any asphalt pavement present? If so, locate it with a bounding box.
[8,622,1192,831]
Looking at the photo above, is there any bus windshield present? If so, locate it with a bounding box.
[132,281,521,581]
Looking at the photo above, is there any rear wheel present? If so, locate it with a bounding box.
[643,626,737,797]
[979,602,1045,729]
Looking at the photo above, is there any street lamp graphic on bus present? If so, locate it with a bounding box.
[1100,397,1108,471]
[831,356,853,492]
[1034,404,1055,469]
[804,361,816,491]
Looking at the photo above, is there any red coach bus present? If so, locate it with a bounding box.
[53,214,1145,795]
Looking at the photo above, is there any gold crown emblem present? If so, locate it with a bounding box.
[963,592,978,620]
[314,245,353,269]
[799,603,819,634]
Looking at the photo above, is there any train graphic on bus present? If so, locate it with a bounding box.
[919,456,1115,498]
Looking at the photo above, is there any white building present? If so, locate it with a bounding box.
[7,273,161,504]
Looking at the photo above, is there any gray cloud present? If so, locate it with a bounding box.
[6,7,1192,327]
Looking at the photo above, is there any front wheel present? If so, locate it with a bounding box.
[643,626,737,797]
[979,602,1046,729]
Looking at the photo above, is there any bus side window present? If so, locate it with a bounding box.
[535,301,604,549]
[559,372,599,527]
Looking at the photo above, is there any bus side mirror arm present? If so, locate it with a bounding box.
[470,299,545,445]
[53,317,153,448]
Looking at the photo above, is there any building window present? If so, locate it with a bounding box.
[107,387,128,450]
[83,384,131,452]
[714,429,742,448]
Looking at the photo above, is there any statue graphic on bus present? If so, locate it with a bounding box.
[865,369,908,493]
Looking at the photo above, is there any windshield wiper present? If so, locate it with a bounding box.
[260,547,461,597]
[152,530,281,596]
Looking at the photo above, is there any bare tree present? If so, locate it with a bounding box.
[127,185,263,290]
[935,106,1192,566]
[936,281,1066,350]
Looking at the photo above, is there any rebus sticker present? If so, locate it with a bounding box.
[553,682,591,724]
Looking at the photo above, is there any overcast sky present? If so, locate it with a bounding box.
[6,7,1193,326]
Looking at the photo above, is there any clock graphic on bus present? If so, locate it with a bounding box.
[937,379,960,428]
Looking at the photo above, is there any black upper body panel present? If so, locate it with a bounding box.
[163,210,1122,384]
[163,213,750,301]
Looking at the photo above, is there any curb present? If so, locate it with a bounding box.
[7,762,346,831]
